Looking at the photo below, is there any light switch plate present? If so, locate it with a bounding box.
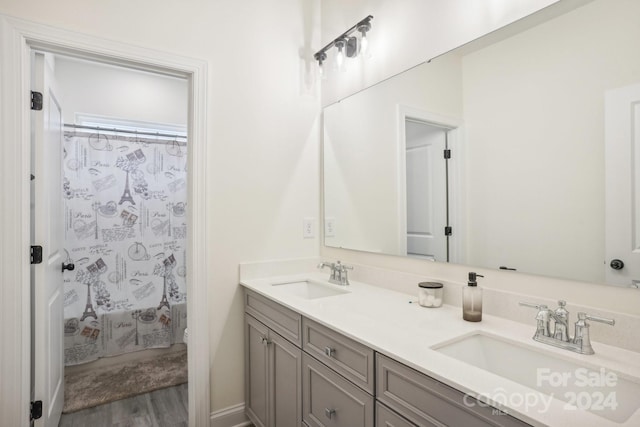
[303,217,315,239]
[325,217,335,237]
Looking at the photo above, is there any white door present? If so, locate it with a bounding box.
[32,52,64,427]
[405,120,448,261]
[605,83,640,288]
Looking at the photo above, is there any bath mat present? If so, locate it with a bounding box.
[63,349,188,413]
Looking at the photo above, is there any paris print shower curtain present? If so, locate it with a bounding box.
[62,130,187,365]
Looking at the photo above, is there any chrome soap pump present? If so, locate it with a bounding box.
[463,272,484,322]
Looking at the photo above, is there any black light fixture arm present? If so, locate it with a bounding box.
[314,15,373,61]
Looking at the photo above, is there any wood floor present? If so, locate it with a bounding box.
[59,383,188,427]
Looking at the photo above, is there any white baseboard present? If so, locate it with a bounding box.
[210,403,251,427]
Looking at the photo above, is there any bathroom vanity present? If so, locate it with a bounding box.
[241,269,640,427]
[243,287,524,427]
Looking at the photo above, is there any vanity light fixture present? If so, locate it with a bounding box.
[314,15,373,75]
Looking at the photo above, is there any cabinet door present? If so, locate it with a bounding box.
[246,315,270,427]
[269,330,302,427]
[303,353,374,427]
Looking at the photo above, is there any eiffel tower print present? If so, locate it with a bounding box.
[119,170,135,205]
[157,275,170,310]
[80,283,98,321]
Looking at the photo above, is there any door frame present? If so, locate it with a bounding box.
[396,105,464,263]
[0,15,210,426]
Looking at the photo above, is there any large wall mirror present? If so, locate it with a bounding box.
[323,0,640,287]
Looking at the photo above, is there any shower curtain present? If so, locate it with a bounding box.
[62,130,188,365]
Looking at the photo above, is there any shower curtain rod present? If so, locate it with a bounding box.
[64,123,187,140]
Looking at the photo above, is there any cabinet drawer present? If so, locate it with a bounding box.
[302,318,374,393]
[376,402,421,427]
[245,289,302,346]
[376,354,530,427]
[303,353,374,427]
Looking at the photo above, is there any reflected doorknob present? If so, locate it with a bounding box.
[610,259,624,270]
[62,262,75,272]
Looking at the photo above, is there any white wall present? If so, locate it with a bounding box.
[0,0,321,412]
[321,0,640,316]
[320,0,559,105]
[54,56,188,125]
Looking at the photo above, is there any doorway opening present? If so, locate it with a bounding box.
[31,50,191,425]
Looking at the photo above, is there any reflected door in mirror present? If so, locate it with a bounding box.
[404,120,450,261]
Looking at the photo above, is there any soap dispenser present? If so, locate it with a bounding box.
[463,272,484,322]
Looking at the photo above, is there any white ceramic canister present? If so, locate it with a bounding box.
[418,282,443,308]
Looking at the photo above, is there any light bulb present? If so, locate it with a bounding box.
[318,60,327,80]
[360,33,370,58]
[334,39,347,72]
[336,47,344,69]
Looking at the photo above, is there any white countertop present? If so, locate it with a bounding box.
[240,272,640,427]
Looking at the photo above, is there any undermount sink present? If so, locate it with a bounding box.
[270,279,350,300]
[432,332,640,423]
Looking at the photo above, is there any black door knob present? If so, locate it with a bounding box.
[62,262,75,272]
[610,259,624,270]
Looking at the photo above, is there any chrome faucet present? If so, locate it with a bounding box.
[519,300,615,355]
[317,260,353,286]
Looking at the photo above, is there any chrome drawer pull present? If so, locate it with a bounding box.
[324,346,335,357]
[325,408,336,419]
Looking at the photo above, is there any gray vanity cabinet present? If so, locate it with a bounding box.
[244,289,531,427]
[244,291,303,427]
[302,352,374,427]
[376,354,530,427]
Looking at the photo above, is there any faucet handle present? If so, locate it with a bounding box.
[519,301,545,310]
[578,312,615,326]
[519,302,551,318]
[317,261,334,270]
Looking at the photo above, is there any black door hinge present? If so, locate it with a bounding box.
[31,91,43,111]
[444,149,451,159]
[30,400,43,420]
[31,246,43,264]
[444,226,452,236]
